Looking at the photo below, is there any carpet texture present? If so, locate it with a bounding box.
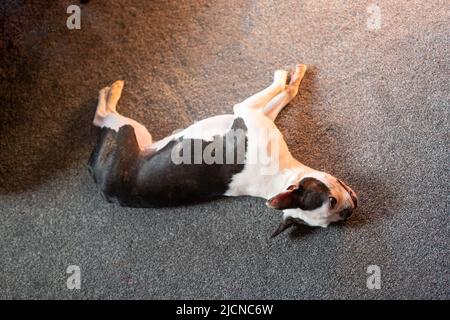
[0,0,448,299]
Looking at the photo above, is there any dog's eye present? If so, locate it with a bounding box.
[329,197,337,209]
[287,185,297,191]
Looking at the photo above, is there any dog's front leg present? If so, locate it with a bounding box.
[233,69,288,114]
[262,64,307,121]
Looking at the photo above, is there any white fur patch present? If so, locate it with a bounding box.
[151,114,235,151]
[282,204,339,228]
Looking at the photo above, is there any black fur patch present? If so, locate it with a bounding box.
[88,118,248,207]
[296,177,330,210]
[88,125,142,205]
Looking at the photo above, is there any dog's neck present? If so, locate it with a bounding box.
[251,158,318,199]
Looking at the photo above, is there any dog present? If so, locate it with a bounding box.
[88,64,358,237]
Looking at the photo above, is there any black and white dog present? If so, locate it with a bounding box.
[88,64,357,237]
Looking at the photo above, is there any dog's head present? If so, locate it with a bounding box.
[266,172,358,237]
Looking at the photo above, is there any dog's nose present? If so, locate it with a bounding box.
[340,208,353,220]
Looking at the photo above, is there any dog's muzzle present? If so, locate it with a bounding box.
[337,179,358,210]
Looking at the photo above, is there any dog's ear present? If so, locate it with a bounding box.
[266,178,330,211]
[265,185,301,210]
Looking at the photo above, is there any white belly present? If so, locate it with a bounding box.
[151,114,235,151]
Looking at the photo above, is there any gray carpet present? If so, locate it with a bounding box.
[1,0,448,299]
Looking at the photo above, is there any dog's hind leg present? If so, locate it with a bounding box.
[93,80,153,150]
[234,69,288,113]
[262,64,307,121]
[93,85,110,126]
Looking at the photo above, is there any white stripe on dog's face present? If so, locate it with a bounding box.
[283,203,339,228]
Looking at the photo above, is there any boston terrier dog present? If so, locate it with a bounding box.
[88,64,358,237]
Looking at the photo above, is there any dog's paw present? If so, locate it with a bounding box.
[273,70,288,87]
[289,64,307,86]
[99,86,111,96]
[110,80,125,91]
